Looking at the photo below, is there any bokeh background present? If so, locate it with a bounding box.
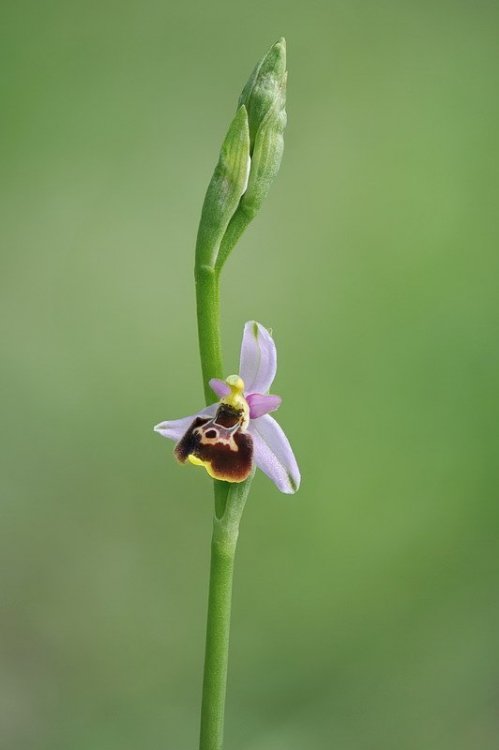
[2,1,499,748]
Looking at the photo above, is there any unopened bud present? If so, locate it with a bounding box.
[240,68,286,218]
[238,37,287,154]
[195,40,287,273]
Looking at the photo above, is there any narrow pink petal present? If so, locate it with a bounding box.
[154,404,217,442]
[248,414,300,494]
[209,378,230,399]
[239,321,277,395]
[247,393,282,419]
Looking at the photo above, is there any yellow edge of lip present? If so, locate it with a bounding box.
[188,454,217,479]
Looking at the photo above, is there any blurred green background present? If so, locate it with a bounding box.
[2,1,499,748]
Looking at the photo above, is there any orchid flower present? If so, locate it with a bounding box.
[154,320,300,494]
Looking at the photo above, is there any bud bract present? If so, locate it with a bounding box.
[195,105,250,269]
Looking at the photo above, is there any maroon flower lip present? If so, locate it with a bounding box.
[174,410,254,483]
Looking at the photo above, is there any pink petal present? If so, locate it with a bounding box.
[154,404,217,442]
[248,414,300,494]
[247,393,282,419]
[209,378,230,399]
[239,321,277,395]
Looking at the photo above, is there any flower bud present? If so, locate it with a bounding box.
[195,105,250,269]
[240,69,286,218]
[213,39,287,269]
[238,37,287,154]
[196,40,287,273]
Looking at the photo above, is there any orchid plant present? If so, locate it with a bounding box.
[155,39,298,750]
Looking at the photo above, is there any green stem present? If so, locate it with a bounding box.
[195,264,223,405]
[194,256,238,750]
[195,251,254,750]
[214,207,254,273]
[199,477,253,750]
[194,263,230,518]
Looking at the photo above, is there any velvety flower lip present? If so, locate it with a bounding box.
[154,321,300,494]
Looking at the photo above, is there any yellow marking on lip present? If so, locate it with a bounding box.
[188,454,217,479]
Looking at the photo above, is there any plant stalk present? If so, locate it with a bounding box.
[195,36,286,744]
[199,478,253,750]
[199,533,235,750]
[195,264,223,405]
[195,256,253,749]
